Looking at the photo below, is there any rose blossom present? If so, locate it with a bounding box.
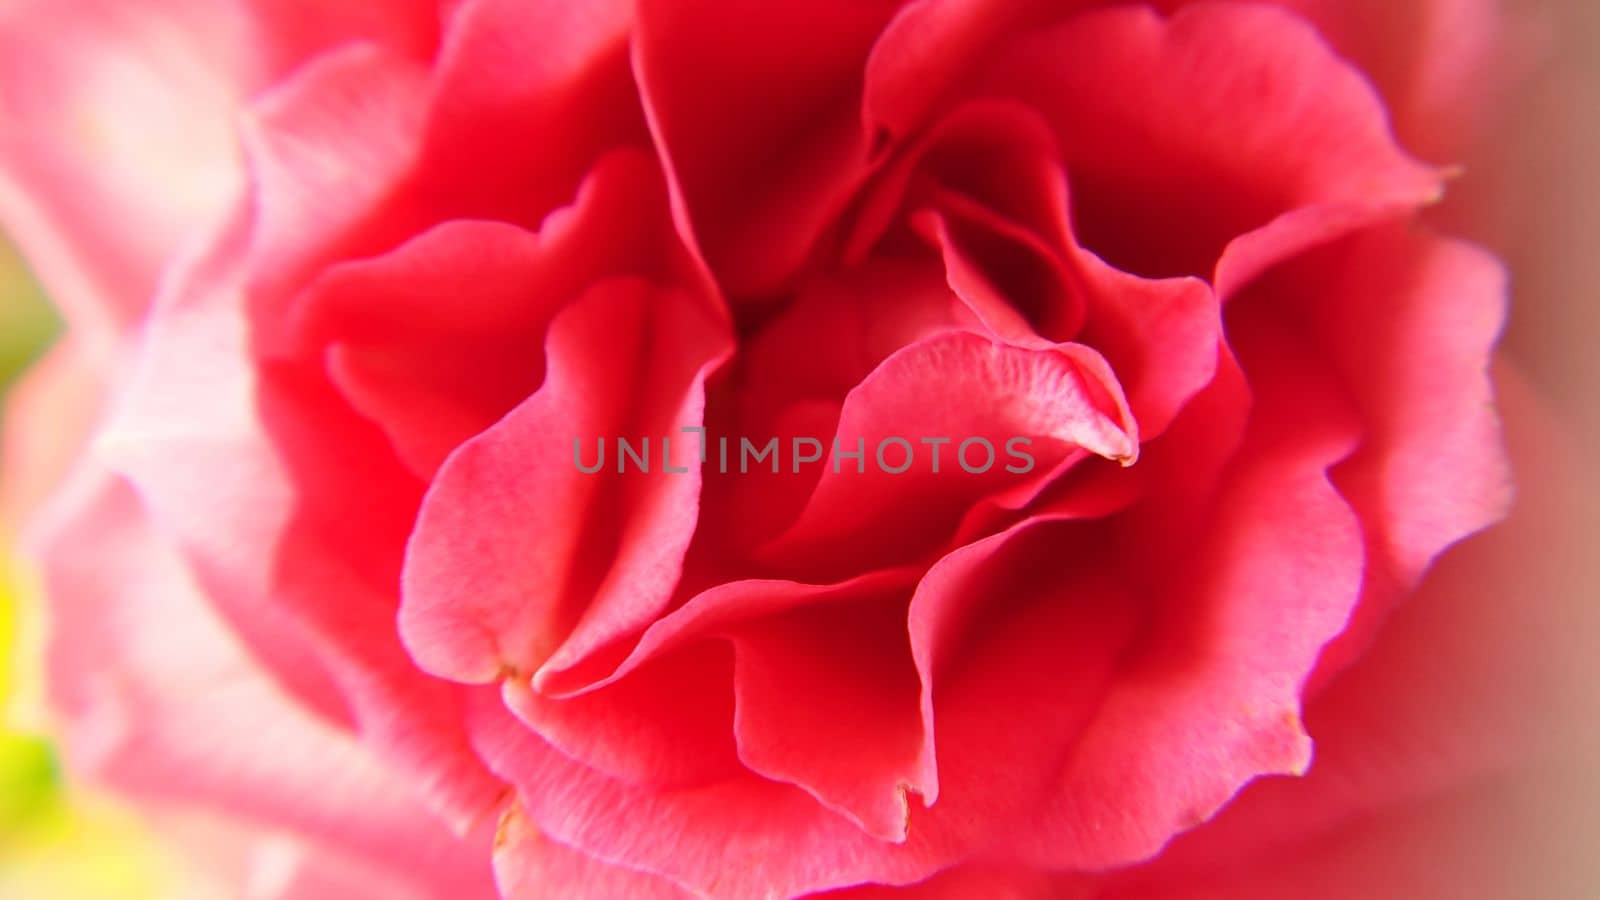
[2,0,1595,898]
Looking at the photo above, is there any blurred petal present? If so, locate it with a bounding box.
[97,210,504,831]
[1094,365,1600,899]
[0,0,437,329]
[31,468,496,898]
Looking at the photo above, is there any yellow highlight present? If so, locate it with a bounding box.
[0,554,190,900]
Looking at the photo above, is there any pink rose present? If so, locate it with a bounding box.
[3,1,1595,897]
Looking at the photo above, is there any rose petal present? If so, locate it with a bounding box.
[97,212,504,831]
[862,0,1056,143]
[730,590,933,843]
[289,149,680,477]
[906,512,1146,844]
[694,259,970,556]
[817,863,1084,900]
[761,332,1138,578]
[0,0,436,329]
[1095,366,1600,899]
[632,0,900,296]
[1269,0,1515,162]
[500,647,740,790]
[32,469,495,898]
[469,691,951,899]
[399,278,731,687]
[418,0,644,227]
[1279,226,1511,684]
[847,98,1220,439]
[240,41,431,312]
[539,569,920,698]
[494,799,693,899]
[1002,309,1365,869]
[977,3,1441,280]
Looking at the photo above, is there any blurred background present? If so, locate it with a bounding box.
[0,240,189,898]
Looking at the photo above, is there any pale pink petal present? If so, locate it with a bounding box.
[98,211,504,831]
[33,469,496,899]
[0,0,436,329]
[240,41,431,311]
